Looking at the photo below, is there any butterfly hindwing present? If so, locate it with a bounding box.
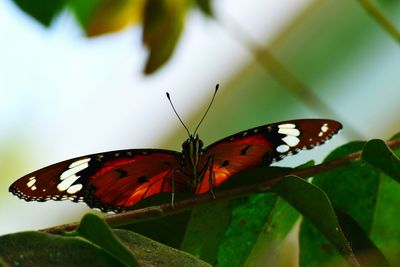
[9,149,186,212]
[195,119,342,193]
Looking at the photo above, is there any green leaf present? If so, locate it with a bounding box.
[194,0,214,17]
[114,229,211,267]
[299,141,393,267]
[12,0,66,26]
[335,209,390,267]
[74,213,139,267]
[0,231,122,266]
[69,0,139,36]
[390,132,400,140]
[369,142,400,266]
[271,175,359,266]
[69,0,104,29]
[122,211,192,248]
[180,200,232,265]
[361,139,400,182]
[215,163,311,266]
[312,142,378,230]
[216,193,279,267]
[142,0,187,74]
[243,197,299,266]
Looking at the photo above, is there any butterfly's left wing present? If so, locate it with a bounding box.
[9,149,188,212]
[195,119,342,193]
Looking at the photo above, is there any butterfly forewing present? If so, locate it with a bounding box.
[195,119,342,193]
[9,149,186,211]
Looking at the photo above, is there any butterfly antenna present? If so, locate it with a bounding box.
[193,84,219,135]
[166,92,191,136]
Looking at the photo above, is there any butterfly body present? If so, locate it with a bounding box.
[180,135,208,192]
[10,119,342,212]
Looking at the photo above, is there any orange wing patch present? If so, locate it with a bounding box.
[196,134,273,194]
[90,152,186,208]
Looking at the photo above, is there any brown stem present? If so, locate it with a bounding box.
[356,0,400,43]
[41,138,400,234]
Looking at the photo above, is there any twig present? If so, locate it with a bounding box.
[356,0,400,43]
[41,138,400,234]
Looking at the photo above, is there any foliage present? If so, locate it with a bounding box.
[1,135,400,266]
[11,0,214,74]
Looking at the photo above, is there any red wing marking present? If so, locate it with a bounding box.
[89,153,187,208]
[196,134,273,194]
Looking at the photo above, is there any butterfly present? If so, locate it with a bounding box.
[9,85,342,212]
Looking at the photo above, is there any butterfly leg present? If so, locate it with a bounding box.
[169,169,177,210]
[208,156,215,199]
[208,156,216,199]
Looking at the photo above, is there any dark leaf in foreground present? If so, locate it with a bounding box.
[336,209,390,267]
[12,0,66,26]
[114,229,211,267]
[362,139,400,183]
[271,175,359,266]
[74,213,139,267]
[0,231,122,267]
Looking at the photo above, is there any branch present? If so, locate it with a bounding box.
[356,0,400,43]
[41,138,400,234]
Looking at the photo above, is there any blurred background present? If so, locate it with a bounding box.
[0,0,399,243]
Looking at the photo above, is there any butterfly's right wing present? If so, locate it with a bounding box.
[196,119,342,193]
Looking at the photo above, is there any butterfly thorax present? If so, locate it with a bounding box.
[181,135,205,190]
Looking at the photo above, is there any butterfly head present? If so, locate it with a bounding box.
[182,134,204,154]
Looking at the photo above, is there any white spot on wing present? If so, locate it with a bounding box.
[69,158,91,168]
[60,162,89,180]
[26,179,36,188]
[57,175,80,191]
[278,123,301,148]
[66,184,83,194]
[278,123,296,129]
[278,128,300,136]
[31,185,37,191]
[276,144,290,153]
[321,123,329,133]
[282,135,300,147]
[318,123,329,137]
